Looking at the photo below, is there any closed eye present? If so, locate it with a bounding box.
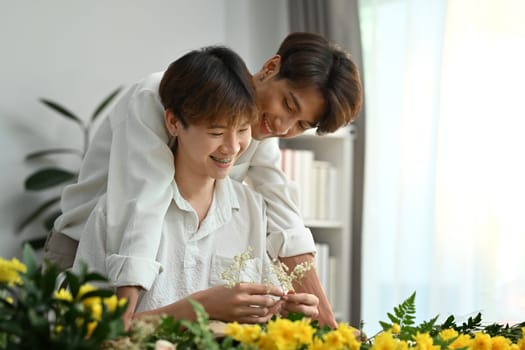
[284,98,293,112]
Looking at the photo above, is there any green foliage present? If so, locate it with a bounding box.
[17,87,122,249]
[379,291,417,341]
[138,299,236,350]
[0,244,127,350]
[374,292,525,348]
[437,312,525,343]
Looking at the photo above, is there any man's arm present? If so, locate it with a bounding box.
[240,139,337,327]
[104,75,173,290]
[279,253,338,328]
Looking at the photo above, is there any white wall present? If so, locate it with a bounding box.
[0,0,289,258]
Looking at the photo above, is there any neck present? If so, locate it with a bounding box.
[174,156,215,225]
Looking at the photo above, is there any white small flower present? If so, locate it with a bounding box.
[155,339,175,350]
[221,247,313,293]
[221,247,255,287]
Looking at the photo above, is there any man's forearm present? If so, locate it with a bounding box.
[279,253,338,329]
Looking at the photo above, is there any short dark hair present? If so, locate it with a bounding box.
[159,46,258,129]
[276,32,363,134]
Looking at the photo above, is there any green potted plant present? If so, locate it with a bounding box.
[17,87,122,249]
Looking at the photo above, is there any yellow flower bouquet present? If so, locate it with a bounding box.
[110,293,524,350]
[0,245,127,349]
[2,246,525,350]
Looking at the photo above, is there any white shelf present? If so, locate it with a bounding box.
[279,131,353,322]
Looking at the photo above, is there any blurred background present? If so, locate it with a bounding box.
[1,0,524,335]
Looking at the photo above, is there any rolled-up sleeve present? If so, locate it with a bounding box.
[104,82,173,289]
[246,139,316,259]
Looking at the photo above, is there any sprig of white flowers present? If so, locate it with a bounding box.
[220,247,314,293]
[221,247,256,288]
[268,258,313,293]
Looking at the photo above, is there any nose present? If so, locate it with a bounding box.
[219,133,241,155]
[273,116,295,136]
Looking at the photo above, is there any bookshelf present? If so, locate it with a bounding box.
[279,126,354,322]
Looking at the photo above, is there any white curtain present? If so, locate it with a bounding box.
[359,0,525,333]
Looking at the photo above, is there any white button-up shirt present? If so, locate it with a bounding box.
[57,72,315,289]
[73,175,278,311]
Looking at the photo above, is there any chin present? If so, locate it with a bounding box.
[251,133,264,141]
[213,174,229,180]
[251,129,270,140]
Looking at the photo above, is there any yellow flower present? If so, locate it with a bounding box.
[118,297,128,308]
[370,331,398,350]
[518,339,525,350]
[0,257,27,286]
[257,333,278,350]
[103,294,118,313]
[439,328,459,341]
[266,318,299,350]
[391,323,401,334]
[414,332,440,350]
[86,321,98,338]
[398,340,409,350]
[90,302,103,321]
[336,322,361,350]
[54,288,74,302]
[322,330,346,350]
[77,283,104,315]
[309,337,331,350]
[77,283,98,304]
[225,321,243,339]
[492,335,511,350]
[471,332,492,350]
[518,329,525,350]
[292,318,315,345]
[450,334,472,349]
[225,322,261,345]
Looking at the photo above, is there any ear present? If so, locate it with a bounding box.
[164,109,181,137]
[256,55,281,81]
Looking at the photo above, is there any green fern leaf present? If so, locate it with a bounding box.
[379,321,392,331]
[387,312,400,324]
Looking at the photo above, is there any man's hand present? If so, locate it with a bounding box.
[279,253,338,328]
[280,291,319,318]
[117,285,143,330]
[194,283,284,324]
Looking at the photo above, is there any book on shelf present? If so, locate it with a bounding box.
[314,242,331,304]
[280,148,337,221]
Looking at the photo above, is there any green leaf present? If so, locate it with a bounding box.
[379,291,418,341]
[419,315,439,334]
[80,290,115,300]
[84,271,110,284]
[44,210,61,231]
[64,270,80,296]
[387,312,399,324]
[91,86,123,122]
[39,98,83,125]
[25,236,48,250]
[188,299,210,325]
[441,315,457,329]
[22,243,40,276]
[26,148,83,160]
[17,196,60,232]
[24,168,77,191]
[379,321,392,331]
[40,263,61,298]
